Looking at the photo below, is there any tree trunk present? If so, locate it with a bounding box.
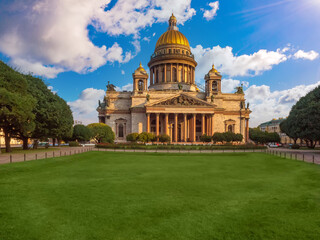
[58,139,61,147]
[22,136,29,150]
[33,139,39,149]
[52,138,56,147]
[308,140,316,149]
[4,130,11,153]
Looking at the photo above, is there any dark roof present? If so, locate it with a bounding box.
[258,119,285,127]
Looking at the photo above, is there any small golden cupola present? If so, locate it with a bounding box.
[133,62,148,93]
[148,14,197,92]
[205,64,222,97]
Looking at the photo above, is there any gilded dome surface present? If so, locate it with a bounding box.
[155,30,190,49]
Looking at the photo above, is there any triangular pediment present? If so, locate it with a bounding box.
[147,93,215,107]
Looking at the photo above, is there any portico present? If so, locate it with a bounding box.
[145,93,215,142]
[146,112,214,142]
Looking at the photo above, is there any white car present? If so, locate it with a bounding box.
[268,143,280,148]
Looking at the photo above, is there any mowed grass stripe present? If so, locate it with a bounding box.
[0,152,319,240]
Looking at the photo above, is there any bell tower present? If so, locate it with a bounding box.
[205,64,222,97]
[133,63,148,93]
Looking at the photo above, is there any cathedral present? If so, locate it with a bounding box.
[97,14,251,143]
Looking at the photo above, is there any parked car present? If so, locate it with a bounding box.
[268,142,280,148]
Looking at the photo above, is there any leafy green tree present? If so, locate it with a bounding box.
[283,86,320,148]
[280,117,300,144]
[72,124,92,142]
[249,128,281,144]
[88,123,115,143]
[0,61,36,152]
[126,133,139,142]
[16,74,56,149]
[268,132,281,143]
[48,94,74,146]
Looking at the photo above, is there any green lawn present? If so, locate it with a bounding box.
[0,152,320,240]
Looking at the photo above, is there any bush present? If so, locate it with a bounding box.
[87,123,115,143]
[200,134,212,142]
[69,141,80,147]
[96,143,267,150]
[223,132,234,143]
[212,132,225,143]
[138,132,155,143]
[158,134,171,143]
[126,133,139,142]
[235,133,243,142]
[148,133,157,142]
[291,144,300,149]
[73,124,92,142]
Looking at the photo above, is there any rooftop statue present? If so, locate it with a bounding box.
[106,81,116,92]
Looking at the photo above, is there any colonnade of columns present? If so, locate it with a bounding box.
[146,113,214,142]
[150,63,195,85]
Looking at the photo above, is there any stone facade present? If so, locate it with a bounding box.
[97,14,251,143]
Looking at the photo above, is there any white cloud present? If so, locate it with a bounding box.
[192,45,288,80]
[142,37,151,42]
[115,83,133,92]
[152,33,156,37]
[245,81,320,127]
[95,0,196,36]
[203,1,219,21]
[68,88,106,124]
[68,84,134,124]
[121,70,125,75]
[11,58,64,79]
[221,79,249,93]
[0,0,195,78]
[47,85,57,94]
[293,50,319,61]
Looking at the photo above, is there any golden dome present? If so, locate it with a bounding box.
[169,13,177,22]
[155,30,190,49]
[209,64,219,74]
[135,62,147,73]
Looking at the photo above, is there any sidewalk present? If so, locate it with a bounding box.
[0,147,94,164]
[1,147,319,166]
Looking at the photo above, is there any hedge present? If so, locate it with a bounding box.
[96,143,266,150]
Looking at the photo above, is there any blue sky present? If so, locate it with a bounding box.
[0,0,319,126]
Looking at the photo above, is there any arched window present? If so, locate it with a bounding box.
[118,124,124,137]
[212,81,218,91]
[228,125,233,132]
[138,80,144,91]
[169,49,172,54]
